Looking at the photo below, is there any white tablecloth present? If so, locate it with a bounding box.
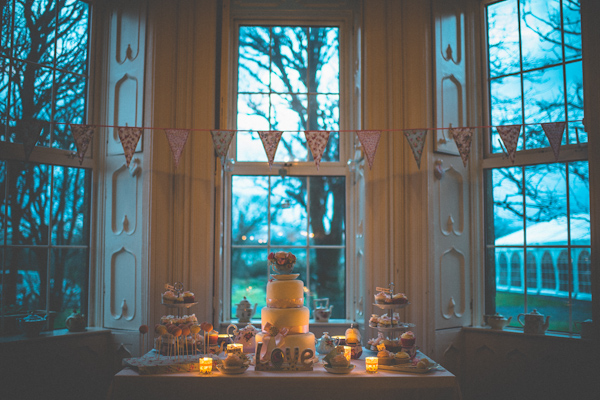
[110,352,461,400]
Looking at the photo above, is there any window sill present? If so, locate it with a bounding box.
[462,326,590,343]
[0,327,111,346]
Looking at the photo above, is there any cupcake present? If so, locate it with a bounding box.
[394,351,410,364]
[174,294,184,303]
[183,291,195,303]
[378,313,392,328]
[377,344,394,365]
[392,292,408,304]
[400,331,416,347]
[162,291,177,304]
[374,291,388,304]
[369,314,379,328]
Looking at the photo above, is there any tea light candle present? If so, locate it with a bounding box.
[343,346,351,362]
[365,357,378,373]
[227,343,243,356]
[199,357,213,374]
[208,330,218,345]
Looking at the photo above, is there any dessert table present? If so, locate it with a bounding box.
[110,351,462,400]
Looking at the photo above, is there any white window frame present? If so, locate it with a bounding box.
[220,12,359,324]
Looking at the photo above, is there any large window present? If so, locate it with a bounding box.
[483,0,591,333]
[0,0,91,335]
[226,24,350,322]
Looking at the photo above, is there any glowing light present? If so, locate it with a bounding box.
[242,236,247,241]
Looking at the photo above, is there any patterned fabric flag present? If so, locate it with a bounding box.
[496,124,521,164]
[165,129,190,169]
[304,130,330,170]
[210,130,235,169]
[450,127,474,167]
[70,124,95,165]
[258,130,283,168]
[356,130,381,169]
[404,129,428,169]
[18,119,47,160]
[118,126,143,168]
[541,122,566,161]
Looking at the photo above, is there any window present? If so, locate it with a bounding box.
[0,0,91,335]
[484,0,591,333]
[225,23,351,322]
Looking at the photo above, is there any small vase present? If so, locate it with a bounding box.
[269,260,295,274]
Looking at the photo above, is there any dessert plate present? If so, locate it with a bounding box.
[271,273,300,281]
[324,364,355,374]
[216,365,249,375]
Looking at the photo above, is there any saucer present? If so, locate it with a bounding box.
[216,365,249,375]
[271,274,300,281]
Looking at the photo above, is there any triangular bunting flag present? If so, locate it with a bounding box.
[165,129,190,169]
[541,122,565,161]
[496,124,521,164]
[17,119,47,160]
[404,129,428,169]
[304,130,330,170]
[450,127,474,167]
[117,127,143,168]
[70,124,95,165]
[258,130,283,168]
[356,130,381,169]
[210,130,235,169]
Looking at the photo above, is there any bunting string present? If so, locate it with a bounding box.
[9,118,584,170]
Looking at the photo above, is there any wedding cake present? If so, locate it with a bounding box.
[255,252,315,371]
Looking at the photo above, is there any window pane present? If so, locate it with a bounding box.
[487,0,520,78]
[5,161,51,245]
[231,176,269,246]
[51,166,91,246]
[575,250,591,296]
[565,61,585,144]
[3,247,47,312]
[490,75,523,153]
[270,27,308,94]
[309,176,345,246]
[13,0,55,66]
[526,251,537,292]
[523,65,565,150]
[563,0,582,61]
[310,247,345,319]
[497,252,508,287]
[230,247,268,318]
[540,250,555,290]
[55,1,89,71]
[238,26,270,94]
[53,71,87,150]
[524,163,567,245]
[490,167,524,245]
[1,2,13,58]
[510,252,522,288]
[569,161,589,245]
[270,176,307,246]
[50,247,88,329]
[520,0,563,70]
[309,27,339,93]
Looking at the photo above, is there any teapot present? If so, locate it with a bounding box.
[227,323,259,353]
[315,331,338,355]
[19,312,47,337]
[518,309,550,334]
[66,309,86,332]
[313,298,333,322]
[235,297,257,323]
[485,313,512,330]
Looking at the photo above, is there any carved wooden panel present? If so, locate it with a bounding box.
[110,247,137,322]
[116,5,143,64]
[440,247,466,320]
[111,164,138,235]
[438,164,464,236]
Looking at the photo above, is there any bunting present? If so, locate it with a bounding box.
[497,124,521,164]
[18,119,47,160]
[210,130,235,169]
[541,122,566,161]
[70,124,95,165]
[304,130,330,170]
[450,127,474,167]
[356,130,381,169]
[404,129,428,169]
[164,129,190,169]
[258,131,283,168]
[118,127,143,168]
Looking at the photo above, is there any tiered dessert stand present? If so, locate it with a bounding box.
[370,283,414,353]
[161,282,198,317]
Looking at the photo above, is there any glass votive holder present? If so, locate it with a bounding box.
[227,343,243,356]
[365,356,378,373]
[332,335,346,345]
[199,357,213,374]
[343,346,351,362]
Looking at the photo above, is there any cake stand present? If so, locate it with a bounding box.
[369,283,415,353]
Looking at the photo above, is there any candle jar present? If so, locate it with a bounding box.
[343,346,351,362]
[365,357,378,373]
[227,343,243,356]
[199,357,213,374]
